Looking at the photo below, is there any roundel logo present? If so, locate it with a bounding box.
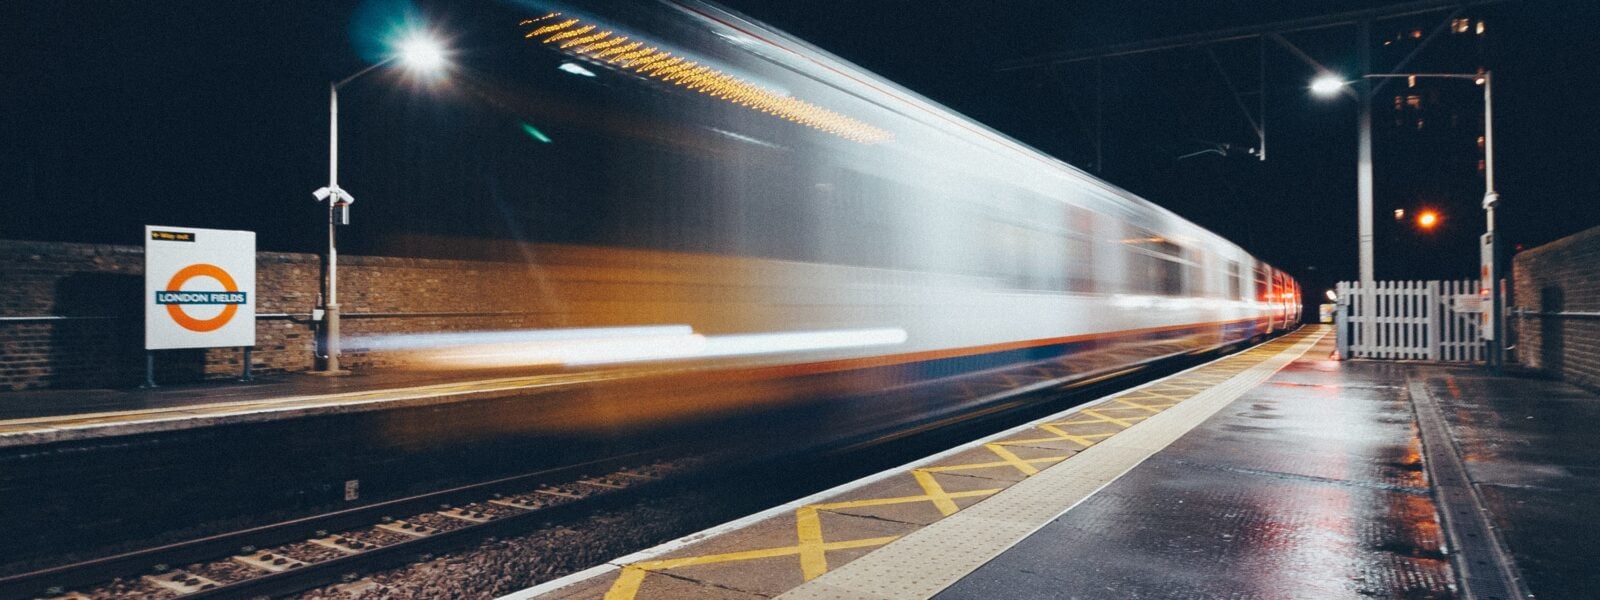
[154,263,248,332]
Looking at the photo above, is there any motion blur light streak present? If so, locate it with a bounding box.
[421,333,708,369]
[519,12,893,144]
[562,327,910,366]
[519,121,554,142]
[557,61,597,77]
[353,324,694,352]
[409,326,909,369]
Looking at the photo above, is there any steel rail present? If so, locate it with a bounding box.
[0,451,657,599]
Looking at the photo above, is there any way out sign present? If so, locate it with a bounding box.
[145,226,256,350]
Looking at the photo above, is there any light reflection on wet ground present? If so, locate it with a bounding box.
[937,336,1457,599]
[1431,368,1600,597]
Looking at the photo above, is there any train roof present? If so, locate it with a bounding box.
[681,0,1268,267]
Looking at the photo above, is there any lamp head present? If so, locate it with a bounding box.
[395,30,448,78]
[1310,74,1348,97]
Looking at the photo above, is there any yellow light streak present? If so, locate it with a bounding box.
[522,15,893,144]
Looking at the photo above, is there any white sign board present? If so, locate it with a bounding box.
[1453,294,1483,314]
[1480,232,1495,341]
[145,226,256,350]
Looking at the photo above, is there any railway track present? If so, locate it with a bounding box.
[1,453,704,600]
[4,338,1251,600]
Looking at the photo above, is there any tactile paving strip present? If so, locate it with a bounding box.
[513,327,1325,600]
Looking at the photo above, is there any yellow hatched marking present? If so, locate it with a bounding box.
[1036,425,1115,448]
[598,333,1318,598]
[605,567,649,600]
[982,443,1041,475]
[1135,389,1196,402]
[812,488,998,512]
[911,469,961,516]
[921,455,1062,474]
[795,506,828,580]
[1085,405,1156,416]
[1079,409,1140,427]
[1114,398,1170,413]
[605,536,901,599]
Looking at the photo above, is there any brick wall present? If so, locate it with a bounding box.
[0,239,561,390]
[1513,225,1600,390]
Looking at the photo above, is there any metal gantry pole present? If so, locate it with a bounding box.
[1355,20,1376,359]
[1482,71,1501,369]
[324,82,343,374]
[1356,20,1375,286]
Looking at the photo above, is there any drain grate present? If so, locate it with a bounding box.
[1407,377,1528,600]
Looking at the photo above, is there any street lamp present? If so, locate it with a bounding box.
[313,30,449,375]
[1313,71,1500,367]
[1416,210,1440,230]
[1309,74,1347,97]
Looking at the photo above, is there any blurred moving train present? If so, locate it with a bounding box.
[371,0,1301,433]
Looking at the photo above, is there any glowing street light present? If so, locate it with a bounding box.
[1311,69,1501,367]
[1416,210,1439,230]
[396,32,448,76]
[1310,74,1348,97]
[313,28,451,375]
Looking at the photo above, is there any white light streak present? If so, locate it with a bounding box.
[391,326,909,370]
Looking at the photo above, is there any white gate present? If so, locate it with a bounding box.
[1336,280,1484,361]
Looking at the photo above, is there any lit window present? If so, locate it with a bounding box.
[1416,119,1425,130]
[1452,18,1471,34]
[1410,28,1424,39]
[1477,135,1486,149]
[1408,75,1417,88]
[1406,95,1422,109]
[1478,159,1486,171]
[1476,20,1486,35]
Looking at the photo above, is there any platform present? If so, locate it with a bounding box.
[0,365,646,447]
[510,325,1599,599]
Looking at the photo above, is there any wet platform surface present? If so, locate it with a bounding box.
[934,338,1598,599]
[936,337,1455,599]
[517,325,1600,599]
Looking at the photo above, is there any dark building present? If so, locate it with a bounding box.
[1372,15,1493,281]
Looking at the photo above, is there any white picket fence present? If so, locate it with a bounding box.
[1336,280,1484,361]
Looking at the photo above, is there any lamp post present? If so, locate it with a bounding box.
[1312,70,1499,367]
[313,32,448,374]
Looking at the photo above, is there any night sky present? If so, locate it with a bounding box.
[3,1,1597,298]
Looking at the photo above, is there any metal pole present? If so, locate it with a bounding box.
[1355,20,1377,361]
[142,351,157,388]
[241,347,254,382]
[1482,71,1501,369]
[1356,20,1374,285]
[324,82,343,373]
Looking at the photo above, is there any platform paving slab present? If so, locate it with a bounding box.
[932,340,1459,600]
[516,330,1324,600]
[1424,366,1600,598]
